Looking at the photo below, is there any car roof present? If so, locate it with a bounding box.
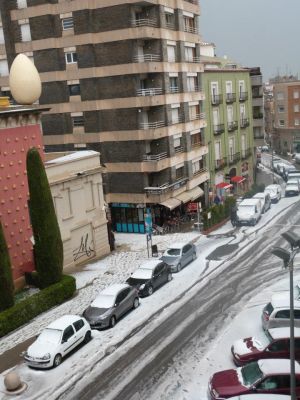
[139,260,162,270]
[258,358,300,374]
[271,292,300,308]
[47,315,82,330]
[265,184,280,190]
[239,198,261,205]
[168,242,188,249]
[100,283,130,295]
[269,326,300,339]
[253,192,266,198]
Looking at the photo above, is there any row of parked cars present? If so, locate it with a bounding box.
[24,241,197,369]
[208,288,300,399]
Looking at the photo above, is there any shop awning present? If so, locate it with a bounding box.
[175,186,205,204]
[189,186,204,200]
[231,176,245,184]
[159,198,181,210]
[175,191,193,204]
[216,182,233,190]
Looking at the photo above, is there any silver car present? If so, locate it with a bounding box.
[262,292,300,330]
[83,283,139,329]
[161,242,197,272]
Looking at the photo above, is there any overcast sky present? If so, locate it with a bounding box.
[200,0,300,82]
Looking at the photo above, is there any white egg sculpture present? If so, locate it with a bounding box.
[9,54,42,105]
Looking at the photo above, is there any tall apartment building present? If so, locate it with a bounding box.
[200,43,254,195]
[272,80,300,154]
[0,0,208,233]
[250,67,264,147]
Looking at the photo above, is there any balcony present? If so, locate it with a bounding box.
[225,93,236,103]
[191,140,205,149]
[252,92,263,99]
[241,148,252,159]
[211,94,223,105]
[213,123,225,135]
[193,167,208,177]
[215,158,227,171]
[186,57,201,63]
[168,115,185,125]
[133,54,161,62]
[139,121,166,129]
[169,86,179,93]
[240,118,250,128]
[227,121,238,132]
[174,146,184,154]
[131,18,158,27]
[184,26,199,34]
[253,112,264,119]
[144,177,188,195]
[142,152,168,162]
[228,152,241,165]
[239,91,248,101]
[187,85,199,93]
[136,87,163,96]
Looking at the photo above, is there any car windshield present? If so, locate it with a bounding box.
[265,188,276,195]
[238,205,255,213]
[252,330,272,350]
[131,268,152,280]
[37,328,62,344]
[91,294,115,308]
[241,361,263,386]
[166,248,181,256]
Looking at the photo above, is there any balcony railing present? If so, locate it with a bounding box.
[169,86,179,93]
[253,113,264,119]
[211,94,223,105]
[187,85,199,93]
[143,152,168,162]
[193,167,208,177]
[165,22,175,30]
[131,18,158,27]
[186,57,201,63]
[168,115,185,125]
[184,26,199,34]
[215,158,227,171]
[241,148,252,159]
[191,141,204,148]
[174,146,184,153]
[213,123,225,135]
[227,121,238,132]
[136,87,163,96]
[225,93,236,103]
[139,121,166,129]
[144,177,188,195]
[133,54,161,62]
[228,152,241,165]
[200,112,206,119]
[239,91,248,101]
[240,118,250,128]
[189,113,201,122]
[252,93,263,99]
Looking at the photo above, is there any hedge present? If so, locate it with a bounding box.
[0,275,76,338]
[202,197,236,230]
[243,183,266,199]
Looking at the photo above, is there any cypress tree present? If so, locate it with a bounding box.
[26,148,63,288]
[0,221,14,311]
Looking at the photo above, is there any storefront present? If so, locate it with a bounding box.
[111,203,145,233]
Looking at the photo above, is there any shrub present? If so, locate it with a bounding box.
[0,275,76,338]
[0,222,14,311]
[243,183,265,199]
[202,197,236,231]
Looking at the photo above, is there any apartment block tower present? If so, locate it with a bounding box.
[0,0,208,233]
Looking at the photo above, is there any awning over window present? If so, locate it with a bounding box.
[189,186,204,200]
[231,176,245,184]
[175,191,192,204]
[175,186,204,204]
[216,182,233,190]
[159,198,181,210]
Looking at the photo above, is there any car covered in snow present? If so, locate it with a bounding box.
[227,394,291,399]
[264,184,282,203]
[24,315,91,368]
[285,179,300,196]
[252,192,271,213]
[208,358,300,399]
[126,260,172,297]
[262,292,300,330]
[231,326,300,366]
[161,242,197,272]
[236,198,262,226]
[83,283,139,329]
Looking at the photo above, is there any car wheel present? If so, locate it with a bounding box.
[109,316,116,328]
[133,297,139,309]
[147,285,153,296]
[192,252,197,260]
[177,263,182,272]
[84,330,91,344]
[167,273,172,282]
[53,354,62,368]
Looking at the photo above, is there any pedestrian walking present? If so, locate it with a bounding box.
[230,205,238,227]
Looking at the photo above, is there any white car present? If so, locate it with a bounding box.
[264,184,282,203]
[262,292,300,330]
[285,180,300,196]
[252,192,271,213]
[24,315,91,368]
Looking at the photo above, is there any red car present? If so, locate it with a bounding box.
[208,359,300,399]
[231,327,300,366]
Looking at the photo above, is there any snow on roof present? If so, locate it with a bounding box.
[238,198,261,206]
[271,292,300,308]
[258,358,300,374]
[139,260,161,270]
[265,184,281,190]
[100,283,129,296]
[47,315,81,330]
[269,326,300,339]
[46,150,99,165]
[167,242,187,249]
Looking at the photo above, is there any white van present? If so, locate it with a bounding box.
[236,198,262,226]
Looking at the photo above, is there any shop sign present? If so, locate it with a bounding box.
[187,202,198,212]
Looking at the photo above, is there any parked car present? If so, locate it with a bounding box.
[262,292,300,330]
[126,260,172,297]
[252,192,271,213]
[83,283,139,329]
[227,394,291,399]
[24,315,91,368]
[285,179,300,196]
[161,242,197,272]
[208,358,300,399]
[236,198,262,226]
[287,170,300,182]
[264,184,282,203]
[276,162,289,177]
[231,326,300,366]
[283,164,296,181]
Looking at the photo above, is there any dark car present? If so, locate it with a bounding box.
[208,359,300,399]
[126,260,172,297]
[83,283,139,329]
[231,327,300,366]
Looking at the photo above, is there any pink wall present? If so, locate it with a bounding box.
[0,124,44,281]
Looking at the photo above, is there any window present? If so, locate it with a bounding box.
[65,52,77,64]
[17,0,27,8]
[295,119,300,126]
[171,106,180,124]
[191,131,202,147]
[183,244,192,253]
[175,166,184,180]
[227,105,233,122]
[184,46,195,62]
[73,319,84,332]
[68,84,80,96]
[278,105,285,113]
[169,76,178,92]
[277,92,284,100]
[189,104,200,120]
[0,60,9,77]
[72,115,84,127]
[268,339,287,352]
[294,91,300,99]
[167,45,176,62]
[294,104,300,112]
[0,27,4,44]
[279,119,285,127]
[20,23,31,42]
[154,264,164,276]
[62,325,74,342]
[62,17,74,30]
[275,309,290,318]
[192,159,203,174]
[187,76,197,92]
[165,12,174,28]
[184,16,196,33]
[173,133,182,148]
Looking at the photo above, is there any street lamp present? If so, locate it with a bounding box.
[271,230,300,400]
